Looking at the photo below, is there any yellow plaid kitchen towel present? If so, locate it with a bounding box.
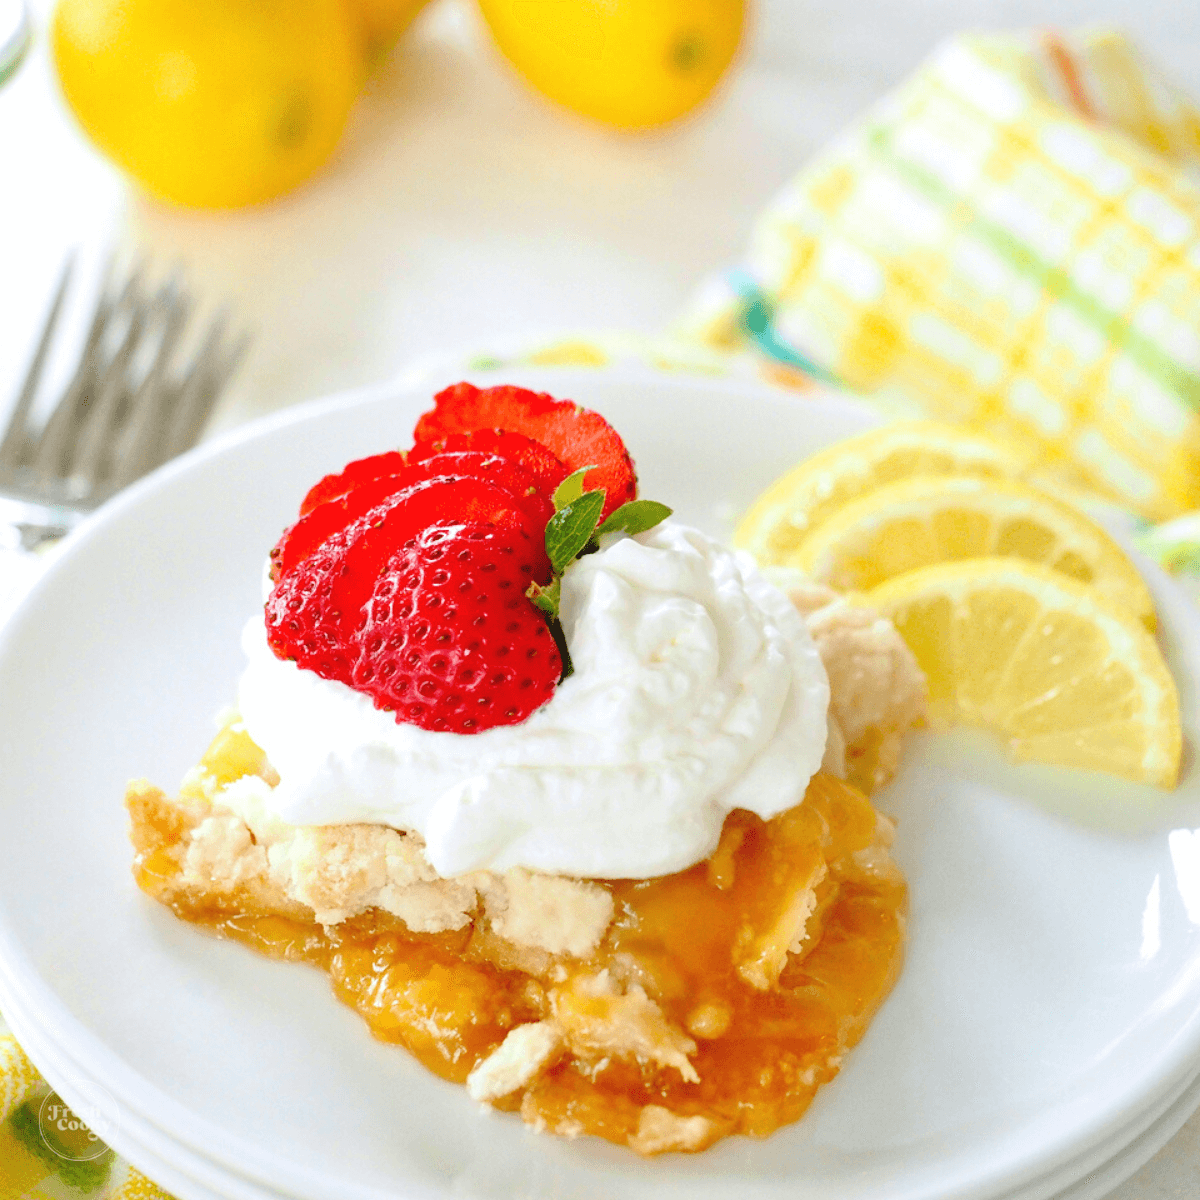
[680,28,1200,525]
[0,1011,170,1200]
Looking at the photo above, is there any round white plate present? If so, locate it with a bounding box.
[1,367,1200,1200]
[7,971,1200,1200]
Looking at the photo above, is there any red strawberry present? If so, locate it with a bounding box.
[352,523,561,732]
[266,477,551,679]
[274,472,420,580]
[263,535,361,684]
[413,383,637,519]
[300,451,407,516]
[412,451,553,531]
[273,457,554,581]
[409,430,569,501]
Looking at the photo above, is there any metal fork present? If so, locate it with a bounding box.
[0,257,247,552]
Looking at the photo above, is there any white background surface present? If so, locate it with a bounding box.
[1,0,1199,1195]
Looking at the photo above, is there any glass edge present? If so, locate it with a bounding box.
[0,4,31,87]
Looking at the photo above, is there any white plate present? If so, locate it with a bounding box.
[2,367,1200,1200]
[7,973,1199,1200]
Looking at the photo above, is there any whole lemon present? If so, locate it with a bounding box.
[475,0,745,129]
[350,0,432,55]
[52,0,365,209]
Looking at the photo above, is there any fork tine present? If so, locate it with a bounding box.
[25,263,136,487]
[30,368,93,490]
[104,283,194,491]
[68,279,161,486]
[2,253,245,529]
[66,366,133,489]
[0,255,75,470]
[174,329,249,455]
[159,315,247,464]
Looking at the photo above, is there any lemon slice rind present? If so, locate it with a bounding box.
[868,558,1180,789]
[794,474,1156,629]
[736,421,1033,565]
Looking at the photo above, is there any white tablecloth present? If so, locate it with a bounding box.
[2,0,1198,1194]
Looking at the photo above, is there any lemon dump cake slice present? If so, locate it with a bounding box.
[128,747,905,1154]
[126,384,924,1154]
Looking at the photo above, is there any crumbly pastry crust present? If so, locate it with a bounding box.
[127,766,908,1155]
[767,570,927,792]
[125,588,922,1156]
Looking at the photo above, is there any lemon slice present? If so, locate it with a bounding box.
[736,422,1033,565]
[869,559,1180,788]
[794,474,1155,629]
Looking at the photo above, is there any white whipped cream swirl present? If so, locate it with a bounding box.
[237,521,830,879]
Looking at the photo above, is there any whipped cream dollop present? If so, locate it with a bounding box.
[237,521,830,879]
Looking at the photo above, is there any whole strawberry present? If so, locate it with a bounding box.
[352,523,561,732]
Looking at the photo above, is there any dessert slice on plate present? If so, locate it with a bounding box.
[126,384,925,1155]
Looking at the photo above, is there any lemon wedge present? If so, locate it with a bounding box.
[869,559,1180,788]
[736,422,1033,565]
[794,474,1155,629]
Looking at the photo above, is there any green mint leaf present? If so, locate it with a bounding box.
[552,466,599,511]
[526,577,561,619]
[545,490,606,575]
[596,499,673,539]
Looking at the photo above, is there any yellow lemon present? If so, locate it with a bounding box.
[736,422,1034,567]
[795,474,1156,629]
[475,0,745,129]
[870,559,1180,788]
[52,0,364,209]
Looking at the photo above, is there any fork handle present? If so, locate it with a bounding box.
[0,495,84,553]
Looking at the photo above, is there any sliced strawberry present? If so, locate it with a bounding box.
[262,527,362,684]
[274,472,421,580]
[273,455,554,581]
[411,451,553,529]
[299,451,407,516]
[413,383,637,519]
[352,523,561,732]
[303,436,565,522]
[266,477,552,679]
[409,430,569,501]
